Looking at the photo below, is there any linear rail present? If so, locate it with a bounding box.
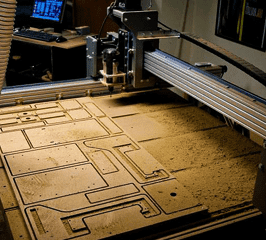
[144,50,266,139]
[0,79,114,107]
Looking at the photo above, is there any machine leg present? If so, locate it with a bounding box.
[253,140,266,223]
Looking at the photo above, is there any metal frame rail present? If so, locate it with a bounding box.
[144,49,266,139]
[0,79,113,107]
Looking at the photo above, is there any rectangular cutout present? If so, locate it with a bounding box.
[15,163,107,204]
[2,122,45,132]
[0,131,30,153]
[35,103,58,109]
[25,119,109,147]
[5,144,88,175]
[59,100,82,110]
[67,109,91,120]
[99,117,122,134]
[36,107,62,115]
[86,184,139,203]
[0,118,18,125]
[89,150,118,174]
[84,103,105,117]
[39,112,65,119]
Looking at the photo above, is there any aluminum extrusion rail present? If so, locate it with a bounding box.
[144,50,266,139]
[0,79,115,107]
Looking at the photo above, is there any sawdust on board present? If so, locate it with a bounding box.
[140,106,262,213]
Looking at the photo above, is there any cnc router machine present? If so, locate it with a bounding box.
[0,0,266,239]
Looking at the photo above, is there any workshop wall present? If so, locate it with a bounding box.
[73,0,118,35]
[153,0,266,99]
[151,0,188,58]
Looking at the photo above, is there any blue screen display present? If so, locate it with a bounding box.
[31,0,64,22]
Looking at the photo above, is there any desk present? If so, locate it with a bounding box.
[7,35,87,86]
[12,35,87,49]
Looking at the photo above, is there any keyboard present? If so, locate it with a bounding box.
[13,29,58,42]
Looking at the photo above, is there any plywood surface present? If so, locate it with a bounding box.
[0,88,262,239]
[0,93,207,240]
[93,89,262,212]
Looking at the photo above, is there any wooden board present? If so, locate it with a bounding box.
[0,97,207,240]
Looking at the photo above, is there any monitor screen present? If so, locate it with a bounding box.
[31,0,66,24]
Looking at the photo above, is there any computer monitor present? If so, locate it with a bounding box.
[30,0,67,32]
[31,0,66,23]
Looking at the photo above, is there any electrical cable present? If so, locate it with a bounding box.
[148,0,152,9]
[158,20,180,33]
[158,20,172,31]
[97,0,118,40]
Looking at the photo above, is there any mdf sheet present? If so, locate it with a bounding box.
[0,97,207,239]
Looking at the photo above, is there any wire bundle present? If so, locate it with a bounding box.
[0,0,17,91]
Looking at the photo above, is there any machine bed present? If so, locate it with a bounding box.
[0,88,264,239]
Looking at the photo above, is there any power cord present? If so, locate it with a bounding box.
[148,0,152,9]
[97,0,118,40]
[158,20,180,33]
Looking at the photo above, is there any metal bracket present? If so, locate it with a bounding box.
[111,9,158,33]
[86,35,98,78]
